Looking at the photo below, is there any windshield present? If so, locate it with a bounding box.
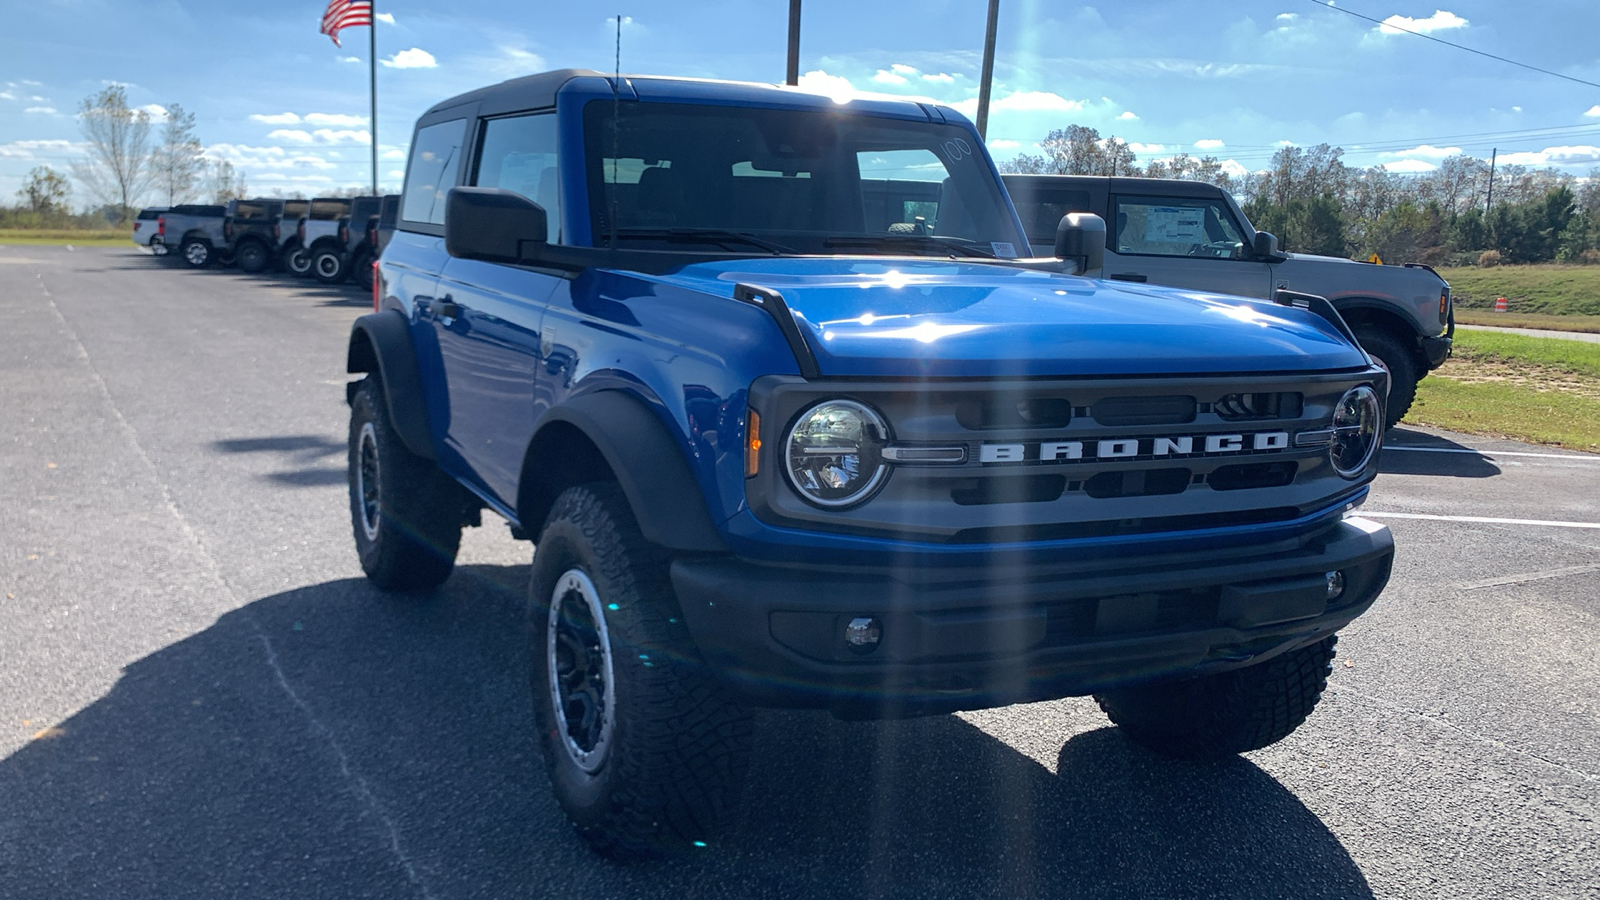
[583,101,1024,257]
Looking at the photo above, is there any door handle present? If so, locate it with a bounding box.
[432,295,463,319]
[1109,272,1148,283]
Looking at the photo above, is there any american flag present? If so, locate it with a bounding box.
[320,0,373,47]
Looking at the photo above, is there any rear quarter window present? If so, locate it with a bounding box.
[401,118,468,227]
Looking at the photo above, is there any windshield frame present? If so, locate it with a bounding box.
[575,97,1029,258]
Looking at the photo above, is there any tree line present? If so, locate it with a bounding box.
[1002,125,1600,267]
[5,85,249,229]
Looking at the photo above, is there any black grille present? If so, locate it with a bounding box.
[1091,395,1196,426]
[956,397,1073,430]
[1214,392,1303,421]
[1208,461,1298,491]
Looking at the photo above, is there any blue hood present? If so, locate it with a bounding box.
[646,257,1367,378]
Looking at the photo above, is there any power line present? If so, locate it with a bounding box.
[1303,0,1600,91]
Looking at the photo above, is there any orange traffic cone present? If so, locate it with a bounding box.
[1494,296,1508,312]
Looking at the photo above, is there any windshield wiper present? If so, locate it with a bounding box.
[822,234,997,259]
[613,228,794,255]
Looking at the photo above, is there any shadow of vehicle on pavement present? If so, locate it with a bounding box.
[1379,427,1501,478]
[0,564,1373,899]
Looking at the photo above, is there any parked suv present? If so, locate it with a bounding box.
[348,69,1393,857]
[275,198,312,274]
[286,197,354,277]
[1004,174,1452,428]
[221,198,285,273]
[158,204,229,268]
[350,194,399,291]
[310,195,384,284]
[131,206,169,255]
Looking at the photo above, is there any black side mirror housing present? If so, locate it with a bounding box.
[445,187,548,263]
[1054,212,1106,275]
[1253,231,1288,263]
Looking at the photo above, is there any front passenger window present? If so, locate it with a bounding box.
[1113,197,1247,259]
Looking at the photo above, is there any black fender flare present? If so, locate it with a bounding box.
[526,392,727,553]
[309,237,346,256]
[1325,296,1427,342]
[345,310,436,460]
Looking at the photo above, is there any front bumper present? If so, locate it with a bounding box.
[1422,334,1452,369]
[671,517,1392,716]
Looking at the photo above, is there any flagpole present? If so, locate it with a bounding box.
[369,0,378,194]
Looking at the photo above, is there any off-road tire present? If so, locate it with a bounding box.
[180,238,211,269]
[313,247,350,284]
[285,245,312,277]
[351,249,376,292]
[235,240,270,273]
[347,374,469,591]
[1353,328,1417,429]
[1094,635,1338,760]
[529,483,753,859]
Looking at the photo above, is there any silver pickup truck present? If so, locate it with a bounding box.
[158,204,230,269]
[130,207,168,255]
[1004,174,1452,428]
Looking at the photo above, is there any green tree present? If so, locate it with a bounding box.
[17,166,70,217]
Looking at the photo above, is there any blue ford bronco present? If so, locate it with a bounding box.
[346,69,1394,857]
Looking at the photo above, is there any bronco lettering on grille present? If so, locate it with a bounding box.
[978,432,1291,464]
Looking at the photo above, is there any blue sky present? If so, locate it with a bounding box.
[2,0,1598,204]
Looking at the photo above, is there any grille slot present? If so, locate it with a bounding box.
[1209,461,1299,491]
[1091,395,1196,426]
[951,474,1066,506]
[1083,468,1191,499]
[956,397,1073,430]
[948,506,1301,543]
[1214,392,1303,420]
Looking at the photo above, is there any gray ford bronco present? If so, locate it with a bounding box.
[1005,174,1453,428]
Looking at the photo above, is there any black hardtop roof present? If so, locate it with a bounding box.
[1002,173,1229,200]
[169,204,226,215]
[423,68,603,117]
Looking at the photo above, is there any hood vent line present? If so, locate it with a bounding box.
[734,282,820,379]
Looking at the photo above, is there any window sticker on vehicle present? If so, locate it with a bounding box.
[1144,206,1206,243]
[990,241,1017,258]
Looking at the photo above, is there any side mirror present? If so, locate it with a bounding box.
[445,187,548,263]
[1054,212,1106,275]
[1252,231,1288,262]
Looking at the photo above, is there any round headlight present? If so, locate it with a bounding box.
[784,399,890,508]
[1330,385,1382,478]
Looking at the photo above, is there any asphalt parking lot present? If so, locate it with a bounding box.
[1,245,1596,899]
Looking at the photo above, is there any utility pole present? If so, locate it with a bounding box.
[786,0,801,86]
[975,0,1000,139]
[1485,147,1497,215]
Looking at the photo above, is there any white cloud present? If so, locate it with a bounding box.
[1512,106,1522,113]
[139,103,168,121]
[338,56,361,64]
[1219,159,1250,178]
[305,112,368,127]
[951,90,1084,119]
[269,129,314,143]
[20,79,41,86]
[487,46,547,77]
[0,91,14,101]
[1378,10,1468,35]
[1383,159,1439,174]
[375,12,394,24]
[382,47,437,69]
[251,112,301,125]
[921,72,956,84]
[1276,12,1297,21]
[1275,139,1297,147]
[989,139,1021,150]
[1380,144,1461,159]
[205,143,340,171]
[1129,143,1166,155]
[0,138,83,158]
[1497,145,1600,166]
[388,169,404,178]
[872,69,908,86]
[314,128,371,144]
[25,106,56,115]
[380,148,406,160]
[1194,139,1225,150]
[890,64,916,75]
[796,69,860,103]
[29,95,48,103]
[1585,105,1600,118]
[1117,110,1139,121]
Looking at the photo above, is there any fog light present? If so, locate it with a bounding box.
[844,616,881,654]
[1326,571,1346,600]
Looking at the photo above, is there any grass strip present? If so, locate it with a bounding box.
[1438,265,1600,316]
[1407,329,1600,451]
[1455,311,1600,333]
[0,229,131,246]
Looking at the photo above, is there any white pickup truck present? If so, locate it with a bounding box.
[130,207,168,255]
[1004,174,1453,428]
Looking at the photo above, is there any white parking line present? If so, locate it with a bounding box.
[1460,564,1600,591]
[1362,511,1600,529]
[1386,446,1600,461]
